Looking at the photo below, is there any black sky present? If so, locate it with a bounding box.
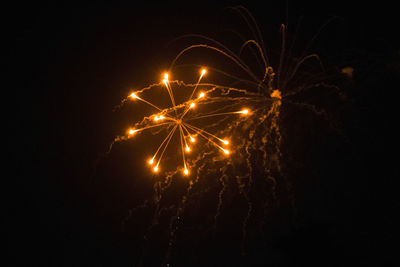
[8,1,399,266]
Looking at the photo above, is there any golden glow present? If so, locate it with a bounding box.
[185,145,191,152]
[164,73,169,80]
[222,139,229,145]
[201,68,207,76]
[190,102,195,108]
[222,148,230,155]
[129,92,163,111]
[270,89,281,99]
[153,165,159,172]
[130,92,139,99]
[198,92,205,99]
[148,158,154,165]
[128,129,138,135]
[190,136,196,143]
[154,115,165,121]
[238,109,249,114]
[184,167,189,175]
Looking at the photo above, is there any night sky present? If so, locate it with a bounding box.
[8,1,399,266]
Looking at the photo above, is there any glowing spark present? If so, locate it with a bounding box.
[154,115,166,121]
[129,92,162,111]
[186,109,251,121]
[222,139,229,145]
[187,68,207,102]
[164,73,169,80]
[184,167,189,175]
[222,148,230,155]
[183,123,231,156]
[198,92,205,99]
[190,136,196,143]
[130,92,139,99]
[153,165,159,172]
[128,129,138,135]
[185,145,191,152]
[190,102,195,108]
[148,158,154,165]
[127,123,172,137]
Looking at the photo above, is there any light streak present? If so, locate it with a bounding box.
[186,109,250,121]
[130,92,162,111]
[238,109,249,114]
[183,123,230,155]
[128,129,138,135]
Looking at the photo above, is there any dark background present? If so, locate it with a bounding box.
[8,0,399,266]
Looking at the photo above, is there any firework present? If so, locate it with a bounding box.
[103,6,348,266]
[124,68,251,176]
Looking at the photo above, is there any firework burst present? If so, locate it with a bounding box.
[118,68,252,176]
[102,5,347,266]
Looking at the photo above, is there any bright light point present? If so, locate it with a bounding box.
[222,140,229,145]
[148,158,154,165]
[198,92,205,99]
[190,136,195,143]
[153,165,159,172]
[163,78,167,84]
[130,92,139,99]
[184,168,189,175]
[190,102,195,108]
[201,69,207,76]
[164,73,169,79]
[239,109,249,114]
[154,115,165,122]
[185,145,191,152]
[222,149,230,155]
[128,129,137,135]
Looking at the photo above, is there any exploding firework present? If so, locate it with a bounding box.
[102,5,347,266]
[114,69,253,176]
